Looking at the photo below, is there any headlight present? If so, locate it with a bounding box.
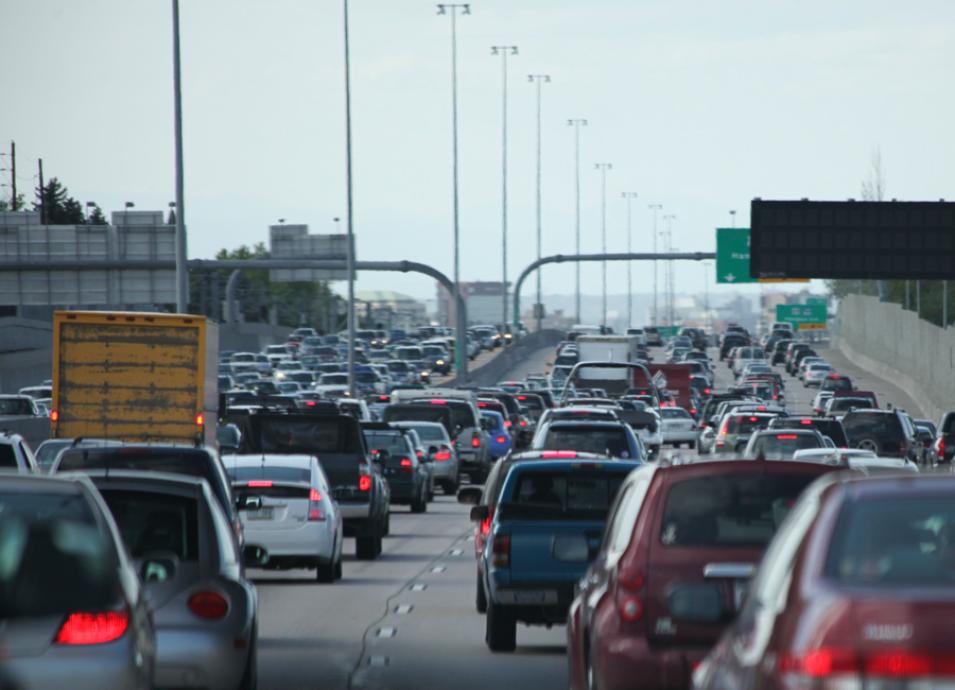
[276,372,286,380]
[436,359,445,366]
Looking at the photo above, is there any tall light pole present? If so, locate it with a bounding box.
[595,163,612,328]
[528,74,550,332]
[171,0,188,312]
[567,119,587,323]
[702,261,711,328]
[663,214,677,325]
[729,209,737,228]
[343,0,357,396]
[492,45,517,329]
[621,192,638,328]
[648,203,662,324]
[437,3,469,371]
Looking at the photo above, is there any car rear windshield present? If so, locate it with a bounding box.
[843,413,902,443]
[403,424,447,442]
[501,470,626,520]
[660,472,819,547]
[0,490,116,618]
[363,431,411,465]
[775,419,848,446]
[0,398,32,415]
[725,415,773,434]
[825,496,955,587]
[749,434,823,459]
[99,489,199,562]
[409,400,476,430]
[257,417,363,454]
[229,466,311,483]
[660,408,691,420]
[542,426,630,457]
[0,445,17,469]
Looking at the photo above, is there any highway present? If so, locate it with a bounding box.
[252,339,912,690]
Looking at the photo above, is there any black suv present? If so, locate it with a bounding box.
[842,409,920,462]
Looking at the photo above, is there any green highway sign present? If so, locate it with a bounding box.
[806,296,828,305]
[716,228,754,284]
[657,326,680,339]
[776,303,827,329]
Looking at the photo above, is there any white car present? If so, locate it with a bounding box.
[803,362,833,387]
[792,448,919,474]
[226,454,344,582]
[812,390,834,415]
[658,406,698,448]
[274,360,306,380]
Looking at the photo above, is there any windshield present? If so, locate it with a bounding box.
[502,470,627,520]
[541,426,631,457]
[749,433,823,459]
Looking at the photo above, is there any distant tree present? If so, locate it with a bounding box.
[0,193,26,211]
[34,177,86,224]
[88,203,107,225]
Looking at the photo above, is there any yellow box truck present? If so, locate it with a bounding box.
[51,311,218,446]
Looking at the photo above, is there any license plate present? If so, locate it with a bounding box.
[245,507,274,521]
[499,590,558,605]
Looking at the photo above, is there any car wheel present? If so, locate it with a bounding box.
[485,602,516,652]
[856,438,880,453]
[476,571,488,613]
[239,621,258,690]
[471,468,486,485]
[334,556,343,580]
[382,512,391,536]
[356,535,379,560]
[316,559,336,583]
[686,441,696,450]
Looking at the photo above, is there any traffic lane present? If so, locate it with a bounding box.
[811,345,925,418]
[351,530,566,690]
[254,499,476,690]
[432,345,506,386]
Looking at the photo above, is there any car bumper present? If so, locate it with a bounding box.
[2,639,148,690]
[430,460,458,480]
[242,520,335,560]
[153,626,249,690]
[457,450,487,470]
[662,430,698,444]
[338,501,372,520]
[594,635,706,690]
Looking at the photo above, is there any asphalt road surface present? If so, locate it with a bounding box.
[253,340,912,689]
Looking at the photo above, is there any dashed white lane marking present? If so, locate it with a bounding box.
[410,583,427,592]
[431,565,447,573]
[376,626,396,638]
[449,548,464,556]
[367,655,389,667]
[395,604,413,614]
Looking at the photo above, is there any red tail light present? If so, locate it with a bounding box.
[616,567,645,623]
[308,487,325,521]
[781,647,955,679]
[519,419,527,428]
[480,511,493,537]
[495,435,507,444]
[188,591,229,620]
[491,532,511,568]
[937,437,946,457]
[50,409,59,423]
[400,457,413,473]
[434,447,452,461]
[247,480,272,488]
[542,451,577,459]
[800,419,813,425]
[703,388,711,395]
[471,434,481,448]
[55,610,129,645]
[504,420,512,428]
[416,449,424,459]
[359,474,372,492]
[776,434,798,440]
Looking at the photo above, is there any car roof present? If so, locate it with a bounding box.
[546,420,628,429]
[0,473,92,494]
[225,454,316,469]
[72,469,210,494]
[507,458,642,473]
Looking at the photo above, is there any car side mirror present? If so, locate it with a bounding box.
[140,552,179,583]
[236,493,263,511]
[457,486,482,505]
[242,544,269,568]
[469,505,490,522]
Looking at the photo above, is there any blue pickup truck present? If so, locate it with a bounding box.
[471,458,640,651]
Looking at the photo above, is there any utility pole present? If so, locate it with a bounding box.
[171,0,189,312]
[343,0,357,397]
[529,74,550,332]
[492,45,518,329]
[621,192,638,328]
[595,163,612,328]
[567,119,587,324]
[703,261,711,328]
[648,204,662,324]
[37,158,45,224]
[9,141,16,210]
[663,214,677,325]
[729,209,737,228]
[437,3,469,371]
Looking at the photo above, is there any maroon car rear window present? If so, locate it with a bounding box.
[660,472,819,547]
[825,497,955,586]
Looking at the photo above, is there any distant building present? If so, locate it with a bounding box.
[437,281,508,327]
[354,290,428,332]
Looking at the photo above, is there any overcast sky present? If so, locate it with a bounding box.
[3,0,954,304]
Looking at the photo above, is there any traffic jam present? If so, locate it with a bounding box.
[2,313,954,689]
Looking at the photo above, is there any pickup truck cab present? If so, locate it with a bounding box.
[472,458,639,651]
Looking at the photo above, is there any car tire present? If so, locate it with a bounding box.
[686,441,696,450]
[486,602,516,652]
[356,534,379,560]
[476,572,488,613]
[239,621,258,690]
[334,556,343,580]
[382,512,391,536]
[411,491,427,514]
[316,559,336,583]
[856,438,881,453]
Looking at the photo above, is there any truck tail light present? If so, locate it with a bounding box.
[615,567,645,623]
[936,437,945,457]
[491,532,510,568]
[359,465,372,492]
[50,409,60,423]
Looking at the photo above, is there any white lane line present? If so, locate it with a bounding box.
[376,626,397,638]
[394,604,413,614]
[466,535,475,542]
[410,583,427,592]
[367,655,389,667]
[449,548,464,556]
[431,565,447,573]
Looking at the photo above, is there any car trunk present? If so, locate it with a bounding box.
[506,519,604,583]
[239,484,310,531]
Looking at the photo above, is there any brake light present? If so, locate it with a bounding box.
[800,419,813,425]
[399,457,414,474]
[519,419,527,428]
[937,437,946,457]
[690,408,697,415]
[195,412,205,427]
[308,487,325,521]
[480,510,493,537]
[491,532,511,568]
[50,409,59,423]
[781,647,955,679]
[517,395,527,401]
[749,416,758,422]
[430,399,447,405]
[542,451,577,459]
[434,447,452,461]
[187,591,229,620]
[776,434,798,440]
[248,480,272,488]
[495,435,507,444]
[416,449,424,459]
[471,434,481,448]
[478,401,489,408]
[305,400,317,407]
[309,488,322,502]
[504,419,512,428]
[359,474,372,492]
[703,388,711,395]
[378,395,390,401]
[616,567,645,623]
[55,610,129,645]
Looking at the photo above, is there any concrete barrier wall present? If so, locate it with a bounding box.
[834,294,954,423]
[444,329,563,387]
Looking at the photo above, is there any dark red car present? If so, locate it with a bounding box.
[695,473,955,690]
[567,459,837,690]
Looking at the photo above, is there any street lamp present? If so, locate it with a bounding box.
[595,162,612,328]
[344,0,358,396]
[529,74,550,332]
[437,3,469,372]
[171,0,188,313]
[729,209,737,228]
[648,204,662,324]
[567,118,587,323]
[621,192,638,328]
[662,214,677,325]
[492,45,518,329]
